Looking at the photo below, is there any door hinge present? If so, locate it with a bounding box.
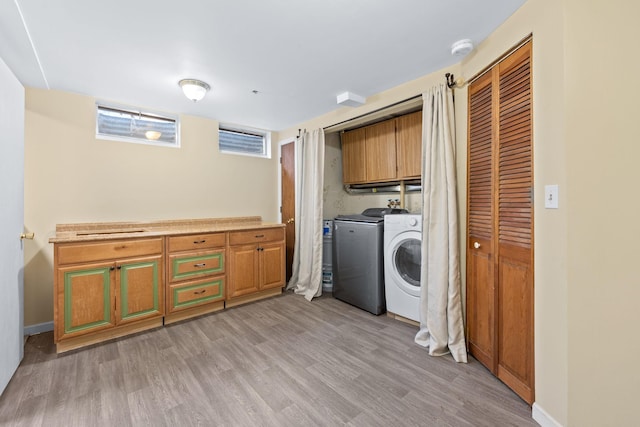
[280,206,282,213]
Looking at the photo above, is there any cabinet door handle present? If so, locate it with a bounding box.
[117,265,122,270]
[255,234,265,238]
[109,266,115,271]
[193,263,207,268]
[193,240,206,244]
[194,289,207,295]
[257,247,264,252]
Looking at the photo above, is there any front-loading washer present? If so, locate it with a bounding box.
[384,214,422,322]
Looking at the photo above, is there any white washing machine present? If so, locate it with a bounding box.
[384,214,422,322]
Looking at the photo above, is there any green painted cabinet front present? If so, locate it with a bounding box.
[56,261,115,341]
[54,237,165,347]
[117,255,164,325]
[56,255,164,340]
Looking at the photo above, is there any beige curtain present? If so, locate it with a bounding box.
[286,129,325,301]
[414,86,467,363]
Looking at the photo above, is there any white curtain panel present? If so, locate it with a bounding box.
[286,129,325,301]
[414,86,468,363]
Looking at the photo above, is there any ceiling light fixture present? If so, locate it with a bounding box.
[145,130,162,140]
[179,79,210,102]
[451,39,474,57]
[337,91,365,107]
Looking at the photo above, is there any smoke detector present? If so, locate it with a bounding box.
[451,39,474,57]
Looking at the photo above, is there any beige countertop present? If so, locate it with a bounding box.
[49,216,285,243]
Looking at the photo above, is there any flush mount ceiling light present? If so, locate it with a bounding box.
[179,79,210,102]
[451,39,474,57]
[145,130,162,140]
[337,91,365,107]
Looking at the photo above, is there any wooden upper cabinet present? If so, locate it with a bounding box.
[342,113,422,185]
[396,111,422,179]
[365,120,397,182]
[341,127,367,184]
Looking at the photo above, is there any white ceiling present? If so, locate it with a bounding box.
[0,0,525,131]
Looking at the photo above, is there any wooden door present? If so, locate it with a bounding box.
[56,261,115,341]
[396,111,422,179]
[227,244,260,298]
[281,141,295,281]
[260,242,286,290]
[496,42,534,403]
[466,70,497,370]
[341,128,367,183]
[365,120,397,182]
[117,255,164,324]
[466,40,534,404]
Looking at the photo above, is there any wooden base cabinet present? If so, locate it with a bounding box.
[165,232,226,324]
[227,228,285,306]
[53,238,164,353]
[51,221,286,352]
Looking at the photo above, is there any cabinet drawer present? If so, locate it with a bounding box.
[168,232,226,253]
[168,277,224,313]
[229,228,284,245]
[169,249,225,282]
[57,238,163,265]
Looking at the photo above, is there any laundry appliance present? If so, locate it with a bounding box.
[383,214,422,322]
[332,207,407,315]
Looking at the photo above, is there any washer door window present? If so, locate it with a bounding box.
[393,237,421,296]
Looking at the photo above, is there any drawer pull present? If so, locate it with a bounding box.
[193,289,207,295]
[193,263,207,268]
[255,234,265,238]
[193,240,206,244]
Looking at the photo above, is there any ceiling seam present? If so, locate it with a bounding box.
[14,0,49,89]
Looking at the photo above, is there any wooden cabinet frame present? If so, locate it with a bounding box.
[341,111,422,185]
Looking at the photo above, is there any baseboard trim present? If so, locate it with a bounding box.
[24,321,54,336]
[532,402,563,427]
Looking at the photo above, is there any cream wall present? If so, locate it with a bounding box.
[564,1,640,425]
[24,88,280,327]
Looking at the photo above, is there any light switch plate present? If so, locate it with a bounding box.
[545,185,559,209]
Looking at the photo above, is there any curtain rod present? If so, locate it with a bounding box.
[322,94,422,131]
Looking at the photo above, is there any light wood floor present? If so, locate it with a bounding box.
[0,292,537,426]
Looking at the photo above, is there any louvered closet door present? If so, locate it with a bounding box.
[466,70,496,371]
[466,40,533,405]
[496,41,534,404]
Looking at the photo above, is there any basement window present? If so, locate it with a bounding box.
[96,103,179,147]
[219,125,270,158]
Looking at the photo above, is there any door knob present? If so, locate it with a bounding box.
[20,232,35,240]
[473,242,481,249]
[286,218,294,224]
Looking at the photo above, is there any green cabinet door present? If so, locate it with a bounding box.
[57,262,114,340]
[117,255,164,324]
